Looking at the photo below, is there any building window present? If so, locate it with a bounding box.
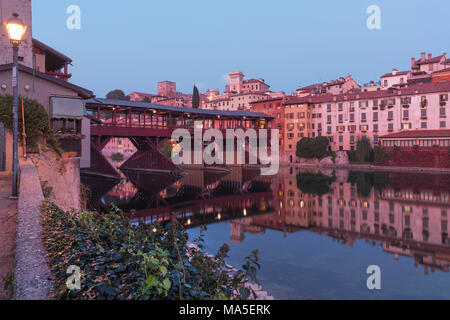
[403,110,409,120]
[327,104,332,112]
[361,113,367,122]
[440,108,446,117]
[373,112,378,121]
[350,113,355,122]
[401,123,411,130]
[388,123,394,131]
[421,109,427,119]
[421,122,427,129]
[373,124,378,132]
[440,121,446,128]
[388,111,394,120]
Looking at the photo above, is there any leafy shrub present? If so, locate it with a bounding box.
[110,152,124,162]
[0,94,60,152]
[40,181,53,199]
[296,136,330,159]
[41,201,260,300]
[159,140,174,159]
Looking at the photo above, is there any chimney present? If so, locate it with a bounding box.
[428,53,432,60]
[421,52,426,61]
[411,57,416,66]
[392,68,398,75]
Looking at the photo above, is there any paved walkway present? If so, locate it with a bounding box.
[0,175,17,300]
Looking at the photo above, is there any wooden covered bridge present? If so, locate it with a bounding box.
[83,98,274,177]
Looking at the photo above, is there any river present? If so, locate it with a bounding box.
[81,165,450,300]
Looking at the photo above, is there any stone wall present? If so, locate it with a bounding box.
[15,159,53,300]
[385,147,450,168]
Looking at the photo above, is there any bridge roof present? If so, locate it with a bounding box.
[86,98,273,119]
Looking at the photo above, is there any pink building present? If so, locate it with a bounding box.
[296,75,360,97]
[282,80,449,152]
[202,71,282,111]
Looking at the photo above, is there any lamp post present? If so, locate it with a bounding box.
[4,13,27,198]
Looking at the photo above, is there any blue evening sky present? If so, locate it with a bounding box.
[32,0,450,98]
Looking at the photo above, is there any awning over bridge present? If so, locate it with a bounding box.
[86,98,273,120]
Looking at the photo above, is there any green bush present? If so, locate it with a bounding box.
[0,94,60,152]
[296,136,330,159]
[159,140,174,158]
[111,152,124,162]
[41,201,261,300]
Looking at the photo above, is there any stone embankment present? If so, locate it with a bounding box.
[14,160,53,300]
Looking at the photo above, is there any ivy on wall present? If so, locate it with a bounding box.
[0,94,60,153]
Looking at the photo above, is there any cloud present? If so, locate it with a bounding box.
[221,73,230,85]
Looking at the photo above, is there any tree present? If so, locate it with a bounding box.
[159,140,174,158]
[296,136,330,159]
[192,85,200,108]
[106,89,130,101]
[355,136,372,163]
[111,152,124,162]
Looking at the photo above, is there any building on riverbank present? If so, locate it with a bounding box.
[248,52,450,165]
[201,71,285,111]
[379,129,450,168]
[0,0,94,174]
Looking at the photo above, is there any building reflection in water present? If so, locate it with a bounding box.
[82,165,450,276]
[231,167,450,275]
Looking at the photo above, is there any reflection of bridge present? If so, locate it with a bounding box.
[131,191,274,229]
[84,98,273,177]
[81,165,273,229]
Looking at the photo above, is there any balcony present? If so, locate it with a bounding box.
[45,71,72,82]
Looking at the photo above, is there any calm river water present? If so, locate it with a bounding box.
[82,166,450,300]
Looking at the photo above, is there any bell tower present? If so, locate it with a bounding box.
[0,0,33,68]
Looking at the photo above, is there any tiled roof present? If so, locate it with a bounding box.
[380,129,450,139]
[433,67,450,74]
[0,63,93,98]
[415,54,446,66]
[32,38,72,63]
[86,98,273,119]
[284,81,450,105]
[250,97,285,105]
[381,70,409,78]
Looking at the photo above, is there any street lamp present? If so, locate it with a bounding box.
[4,13,27,198]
